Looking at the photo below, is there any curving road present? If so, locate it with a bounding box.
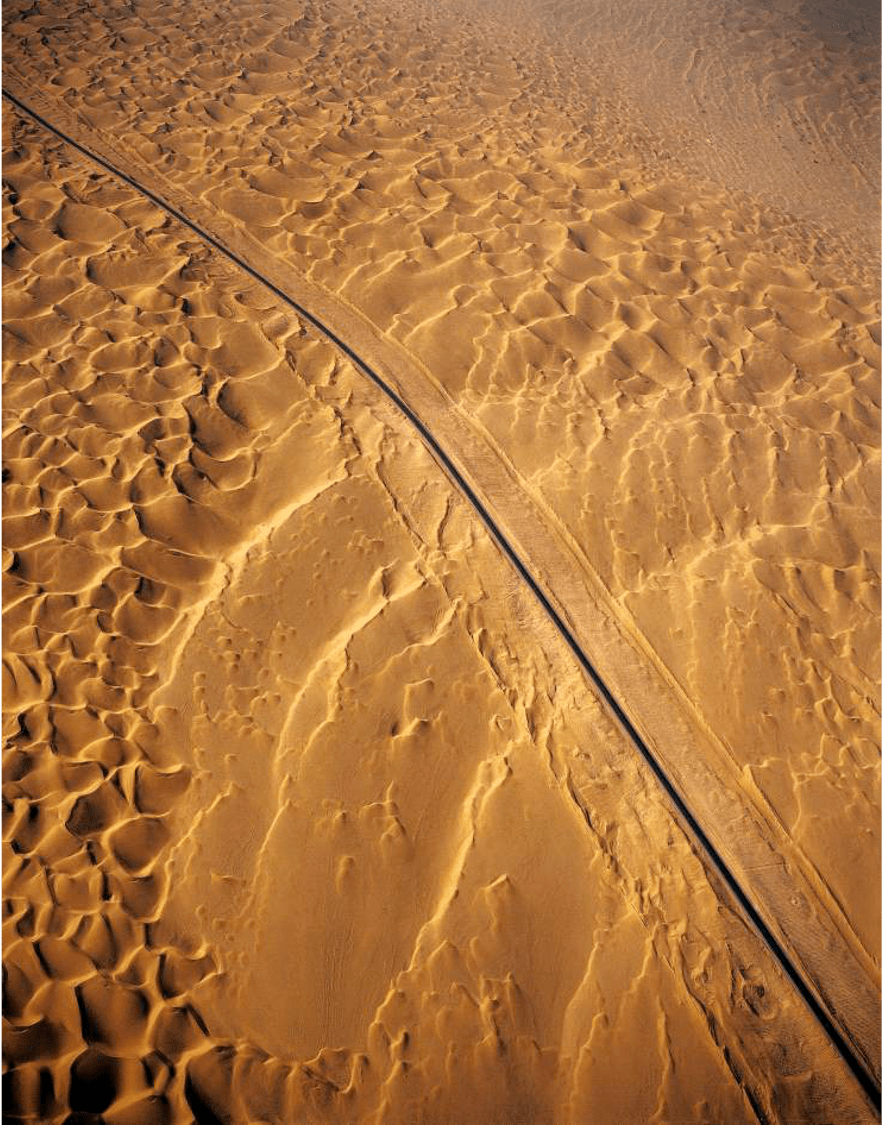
[4,85,879,1112]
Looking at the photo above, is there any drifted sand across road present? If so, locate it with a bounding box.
[2,0,880,1122]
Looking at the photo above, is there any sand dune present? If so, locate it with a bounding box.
[480,0,880,263]
[3,0,880,1121]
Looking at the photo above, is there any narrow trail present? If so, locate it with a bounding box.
[4,87,879,1112]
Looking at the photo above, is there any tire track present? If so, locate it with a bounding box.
[3,86,879,1112]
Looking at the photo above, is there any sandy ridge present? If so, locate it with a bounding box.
[4,77,879,1096]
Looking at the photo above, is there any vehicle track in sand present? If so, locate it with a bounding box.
[4,85,879,1112]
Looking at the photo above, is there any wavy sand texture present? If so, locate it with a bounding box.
[2,109,877,1123]
[4,0,878,1022]
[484,0,880,260]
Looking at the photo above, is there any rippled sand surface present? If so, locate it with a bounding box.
[3,0,880,1121]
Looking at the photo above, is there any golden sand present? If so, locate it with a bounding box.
[3,0,880,1121]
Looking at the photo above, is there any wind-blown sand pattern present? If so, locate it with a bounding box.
[3,0,880,1121]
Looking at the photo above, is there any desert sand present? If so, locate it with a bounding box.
[2,0,880,1121]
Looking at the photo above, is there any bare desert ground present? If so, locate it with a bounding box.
[2,0,880,1122]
